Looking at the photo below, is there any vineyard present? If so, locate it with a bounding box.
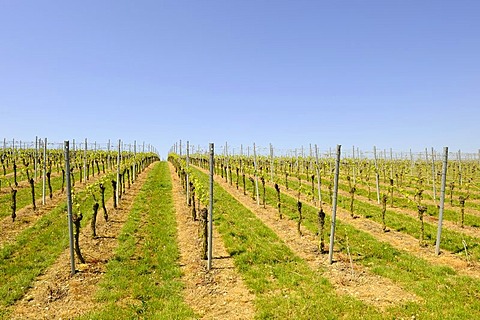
[1,140,480,319]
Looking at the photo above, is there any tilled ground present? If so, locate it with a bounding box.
[169,163,256,319]
[8,164,154,320]
[207,169,422,310]
[0,170,113,249]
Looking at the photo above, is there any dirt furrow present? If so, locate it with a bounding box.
[206,169,421,310]
[336,179,480,219]
[332,185,480,239]
[277,180,480,280]
[284,173,480,218]
[169,163,255,319]
[0,169,116,249]
[8,164,154,320]
[0,168,69,197]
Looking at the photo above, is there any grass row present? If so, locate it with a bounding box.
[0,171,117,318]
[260,162,480,214]
[78,162,195,319]
[281,172,480,229]
[275,172,480,259]
[222,168,480,319]
[335,180,480,227]
[191,167,385,319]
[0,168,113,220]
[0,173,65,219]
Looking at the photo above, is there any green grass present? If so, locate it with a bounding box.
[0,202,69,306]
[337,191,480,256]
[78,162,195,319]
[227,168,480,319]
[334,179,480,229]
[191,167,384,319]
[0,173,65,219]
[0,173,116,320]
[284,168,480,222]
[277,172,480,261]
[0,164,119,220]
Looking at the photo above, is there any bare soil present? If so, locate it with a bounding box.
[169,163,256,319]
[287,173,480,230]
[0,168,69,197]
[0,189,65,248]
[0,170,113,249]
[335,184,480,239]
[282,180,480,280]
[208,170,421,310]
[8,164,154,320]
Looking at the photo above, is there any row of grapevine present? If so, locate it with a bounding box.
[163,141,480,318]
[1,138,157,224]
[0,137,161,319]
[168,147,216,269]
[171,141,480,265]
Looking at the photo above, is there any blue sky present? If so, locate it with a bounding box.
[1,1,479,157]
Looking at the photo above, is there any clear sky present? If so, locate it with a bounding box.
[1,1,479,158]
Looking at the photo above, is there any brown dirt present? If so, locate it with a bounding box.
[0,189,65,248]
[337,177,480,218]
[287,173,480,230]
[281,180,480,280]
[0,169,115,249]
[8,164,154,320]
[169,163,256,319]
[203,168,421,310]
[333,184,480,240]
[0,168,67,197]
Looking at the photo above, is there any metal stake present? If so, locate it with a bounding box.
[328,145,341,264]
[435,147,449,255]
[64,141,76,276]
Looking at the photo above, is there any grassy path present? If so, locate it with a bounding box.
[277,171,480,261]
[8,164,153,319]
[208,167,420,309]
[0,162,152,319]
[190,166,383,319]
[169,162,255,319]
[202,165,480,319]
[78,162,195,319]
